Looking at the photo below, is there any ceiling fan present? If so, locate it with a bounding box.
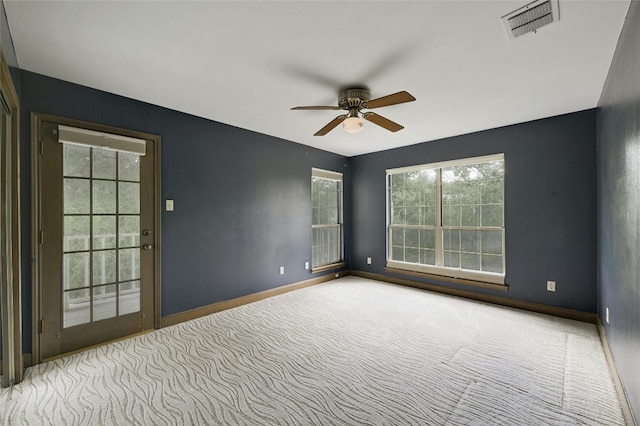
[291,88,416,136]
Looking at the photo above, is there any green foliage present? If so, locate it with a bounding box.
[93,149,116,179]
[312,177,340,225]
[390,169,437,226]
[389,159,505,273]
[441,160,503,227]
[62,145,142,300]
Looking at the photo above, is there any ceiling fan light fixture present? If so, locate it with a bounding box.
[292,88,415,136]
[343,116,365,134]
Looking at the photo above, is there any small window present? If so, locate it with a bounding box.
[387,154,505,284]
[311,168,343,270]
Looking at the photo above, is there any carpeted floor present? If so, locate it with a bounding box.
[0,277,625,425]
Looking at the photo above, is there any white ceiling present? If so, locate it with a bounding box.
[4,1,630,157]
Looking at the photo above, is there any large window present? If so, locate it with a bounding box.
[312,168,343,270]
[387,154,505,284]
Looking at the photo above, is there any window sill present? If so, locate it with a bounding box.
[311,262,346,274]
[384,267,508,292]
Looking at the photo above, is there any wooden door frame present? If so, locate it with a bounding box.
[0,51,22,384]
[31,113,162,364]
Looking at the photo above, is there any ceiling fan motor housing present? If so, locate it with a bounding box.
[339,88,370,110]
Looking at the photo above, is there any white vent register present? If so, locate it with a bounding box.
[501,0,559,40]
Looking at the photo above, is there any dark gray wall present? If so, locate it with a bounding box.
[19,70,349,352]
[597,1,639,420]
[351,110,597,312]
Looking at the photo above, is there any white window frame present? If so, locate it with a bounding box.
[311,168,343,271]
[386,154,505,284]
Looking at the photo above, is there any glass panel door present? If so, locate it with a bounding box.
[61,145,142,328]
[39,118,156,360]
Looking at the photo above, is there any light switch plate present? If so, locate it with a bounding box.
[166,199,174,211]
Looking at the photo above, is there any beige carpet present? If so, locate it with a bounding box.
[0,277,625,425]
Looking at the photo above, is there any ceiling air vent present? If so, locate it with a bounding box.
[501,0,559,40]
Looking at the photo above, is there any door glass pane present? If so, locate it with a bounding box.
[119,248,140,281]
[92,149,116,179]
[118,153,140,182]
[64,289,90,328]
[119,216,139,248]
[93,284,117,321]
[64,216,90,252]
[119,281,140,315]
[64,178,90,214]
[93,250,117,285]
[63,145,90,178]
[119,182,139,214]
[63,252,90,290]
[93,215,116,249]
[93,180,116,214]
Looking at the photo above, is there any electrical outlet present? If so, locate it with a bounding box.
[547,280,556,292]
[304,261,309,270]
[279,266,285,275]
[335,273,339,278]
[606,307,610,324]
[367,257,372,265]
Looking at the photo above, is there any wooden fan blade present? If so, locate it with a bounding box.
[314,115,347,136]
[291,106,343,110]
[364,91,416,109]
[363,112,404,132]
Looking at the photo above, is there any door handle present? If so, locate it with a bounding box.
[142,244,153,250]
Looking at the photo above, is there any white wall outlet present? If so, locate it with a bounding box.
[367,257,372,265]
[606,307,610,324]
[335,273,339,278]
[279,266,285,275]
[547,280,556,292]
[304,261,309,270]
[165,199,174,211]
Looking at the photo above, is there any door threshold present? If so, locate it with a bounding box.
[42,330,154,363]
